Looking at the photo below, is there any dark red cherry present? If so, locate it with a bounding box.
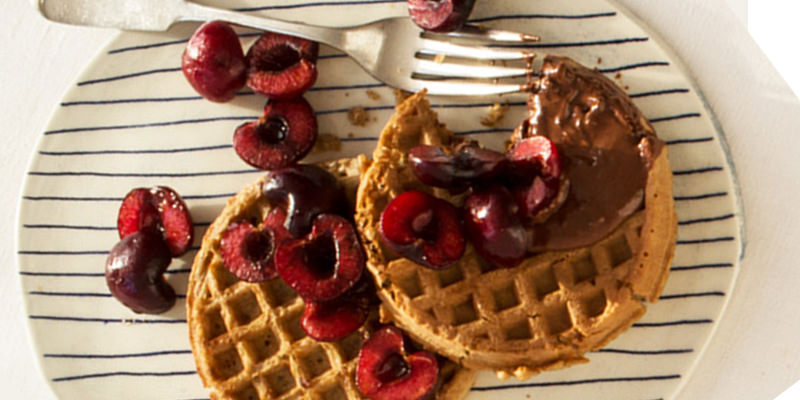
[463,185,527,268]
[262,164,348,238]
[300,277,375,341]
[233,97,318,170]
[380,191,465,269]
[507,136,562,180]
[275,214,365,301]
[408,0,476,33]
[408,143,507,192]
[105,231,175,314]
[181,21,247,102]
[507,136,564,220]
[356,326,439,400]
[117,186,194,257]
[246,32,318,100]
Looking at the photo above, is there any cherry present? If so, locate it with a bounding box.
[507,136,561,180]
[356,326,439,400]
[408,143,507,192]
[507,136,565,221]
[105,231,175,314]
[300,277,375,341]
[275,214,365,301]
[246,32,319,100]
[408,0,477,33]
[463,185,527,269]
[219,208,290,283]
[117,186,193,257]
[262,164,348,238]
[233,97,318,170]
[380,191,465,269]
[181,21,247,102]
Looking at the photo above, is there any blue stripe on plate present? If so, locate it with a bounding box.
[52,370,196,382]
[471,374,681,391]
[44,350,193,359]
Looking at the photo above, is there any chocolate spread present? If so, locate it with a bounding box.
[518,56,664,251]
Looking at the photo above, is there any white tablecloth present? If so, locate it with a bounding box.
[6,0,800,399]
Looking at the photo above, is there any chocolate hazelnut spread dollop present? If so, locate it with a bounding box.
[517,56,664,251]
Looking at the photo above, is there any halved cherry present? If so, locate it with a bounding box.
[246,32,319,100]
[262,164,348,238]
[117,186,193,257]
[275,214,365,301]
[356,326,439,400]
[219,208,290,282]
[507,136,564,221]
[408,142,506,192]
[463,184,527,269]
[300,277,375,341]
[507,136,561,180]
[380,191,465,269]
[233,97,318,170]
[408,0,477,33]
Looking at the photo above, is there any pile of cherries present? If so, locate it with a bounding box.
[218,165,371,342]
[105,186,194,314]
[381,136,565,270]
[220,166,442,398]
[182,21,321,171]
[179,0,478,172]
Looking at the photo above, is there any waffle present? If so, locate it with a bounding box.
[187,158,476,399]
[354,88,677,379]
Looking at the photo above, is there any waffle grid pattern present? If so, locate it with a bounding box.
[356,92,674,376]
[188,159,474,399]
[384,211,647,365]
[195,262,368,400]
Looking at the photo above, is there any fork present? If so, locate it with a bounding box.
[37,0,539,96]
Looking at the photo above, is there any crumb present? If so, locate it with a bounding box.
[347,106,369,126]
[393,89,412,104]
[615,72,622,80]
[347,133,355,138]
[624,85,630,90]
[480,102,509,127]
[366,89,381,101]
[344,92,350,97]
[597,57,602,64]
[504,139,512,150]
[434,54,446,64]
[312,133,342,153]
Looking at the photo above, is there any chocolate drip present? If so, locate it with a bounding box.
[518,56,664,251]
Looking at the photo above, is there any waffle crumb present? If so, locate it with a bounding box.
[597,57,602,64]
[347,106,369,126]
[312,133,342,153]
[393,89,412,104]
[366,90,381,101]
[434,54,447,64]
[480,102,509,127]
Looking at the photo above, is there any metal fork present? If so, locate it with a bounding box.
[37,0,538,96]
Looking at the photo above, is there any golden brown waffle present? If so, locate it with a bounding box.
[187,158,476,399]
[354,91,677,379]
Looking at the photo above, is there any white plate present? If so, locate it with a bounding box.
[17,0,744,399]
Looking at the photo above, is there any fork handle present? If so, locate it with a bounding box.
[178,2,346,50]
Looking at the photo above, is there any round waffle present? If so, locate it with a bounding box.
[187,158,475,399]
[354,79,677,378]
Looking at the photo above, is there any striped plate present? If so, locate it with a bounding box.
[17,0,744,399]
